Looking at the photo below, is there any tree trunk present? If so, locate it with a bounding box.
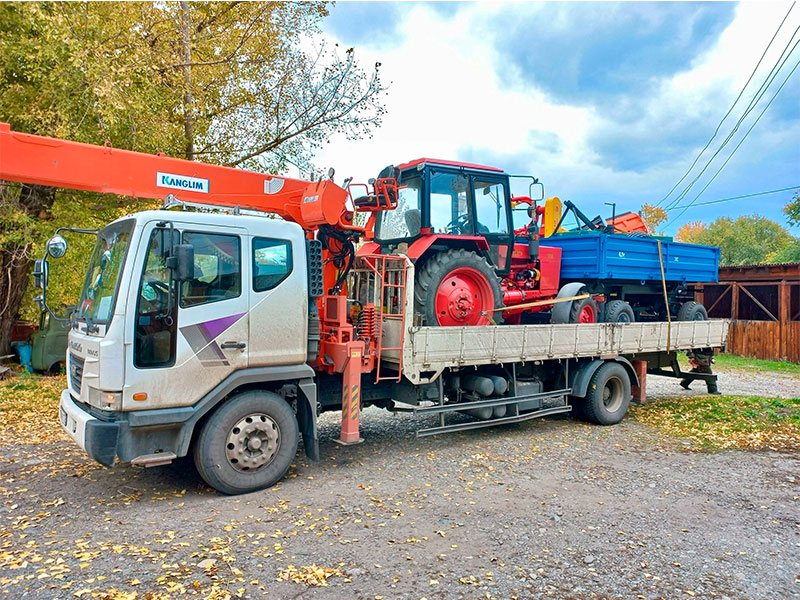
[0,184,56,356]
[180,1,196,161]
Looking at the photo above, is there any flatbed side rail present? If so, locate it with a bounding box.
[402,319,730,383]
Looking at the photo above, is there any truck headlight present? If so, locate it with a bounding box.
[89,387,122,411]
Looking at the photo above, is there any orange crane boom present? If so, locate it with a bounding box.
[0,122,349,230]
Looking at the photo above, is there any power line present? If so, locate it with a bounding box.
[665,51,800,228]
[664,24,800,211]
[655,2,796,208]
[667,185,799,210]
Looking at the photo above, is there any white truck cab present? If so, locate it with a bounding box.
[60,210,318,474]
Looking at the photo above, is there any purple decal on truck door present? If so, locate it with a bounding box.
[180,313,246,366]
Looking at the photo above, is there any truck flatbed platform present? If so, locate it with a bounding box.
[392,319,729,382]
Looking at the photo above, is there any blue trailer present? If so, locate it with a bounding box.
[542,231,720,323]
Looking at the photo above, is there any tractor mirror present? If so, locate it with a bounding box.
[174,244,195,281]
[46,234,68,259]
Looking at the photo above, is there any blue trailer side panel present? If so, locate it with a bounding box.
[543,233,719,283]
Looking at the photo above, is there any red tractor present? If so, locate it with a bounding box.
[356,158,712,327]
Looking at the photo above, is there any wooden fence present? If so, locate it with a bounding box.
[727,320,800,363]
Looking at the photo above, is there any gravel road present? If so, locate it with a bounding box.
[1,367,798,600]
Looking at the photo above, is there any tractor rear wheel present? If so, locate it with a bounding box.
[415,249,504,326]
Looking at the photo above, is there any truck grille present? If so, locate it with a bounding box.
[69,353,84,395]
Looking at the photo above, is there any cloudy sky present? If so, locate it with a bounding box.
[315,1,799,235]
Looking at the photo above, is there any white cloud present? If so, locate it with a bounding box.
[312,2,799,230]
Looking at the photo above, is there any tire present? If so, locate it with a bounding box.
[414,248,503,326]
[193,390,299,495]
[677,301,708,321]
[604,300,635,323]
[568,296,598,324]
[583,362,631,425]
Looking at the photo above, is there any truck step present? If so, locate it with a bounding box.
[416,404,572,437]
[131,452,177,467]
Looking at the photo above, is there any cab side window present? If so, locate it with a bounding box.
[429,172,472,235]
[253,238,292,292]
[181,232,241,307]
[473,180,509,234]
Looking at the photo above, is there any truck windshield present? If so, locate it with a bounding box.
[77,219,134,325]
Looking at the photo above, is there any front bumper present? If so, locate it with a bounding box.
[59,389,119,467]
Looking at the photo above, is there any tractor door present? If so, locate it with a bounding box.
[470,176,513,275]
[424,167,513,274]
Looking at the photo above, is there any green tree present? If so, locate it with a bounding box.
[772,238,800,263]
[784,189,800,227]
[0,2,386,354]
[678,214,795,266]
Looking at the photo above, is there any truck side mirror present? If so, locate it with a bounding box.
[33,259,48,289]
[46,234,68,259]
[174,244,195,281]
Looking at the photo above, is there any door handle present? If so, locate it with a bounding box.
[221,341,246,349]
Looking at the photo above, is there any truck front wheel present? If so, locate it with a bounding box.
[582,362,631,425]
[193,390,299,495]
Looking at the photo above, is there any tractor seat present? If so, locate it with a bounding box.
[353,165,399,208]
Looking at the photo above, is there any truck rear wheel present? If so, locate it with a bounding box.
[677,301,708,321]
[193,390,298,495]
[415,248,503,326]
[583,362,631,425]
[604,299,635,323]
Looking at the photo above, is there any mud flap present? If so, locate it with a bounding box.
[296,379,320,461]
[85,420,119,467]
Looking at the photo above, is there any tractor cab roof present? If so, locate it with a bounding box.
[396,158,505,174]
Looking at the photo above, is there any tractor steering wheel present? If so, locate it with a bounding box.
[446,213,471,234]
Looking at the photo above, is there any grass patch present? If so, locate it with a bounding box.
[674,353,800,375]
[630,394,800,451]
[711,353,800,375]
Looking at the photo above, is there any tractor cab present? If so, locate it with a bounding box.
[372,159,515,274]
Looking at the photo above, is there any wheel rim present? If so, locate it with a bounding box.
[225,413,280,472]
[434,267,495,326]
[578,303,596,323]
[602,377,623,413]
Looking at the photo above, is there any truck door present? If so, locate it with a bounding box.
[247,222,308,367]
[127,221,249,410]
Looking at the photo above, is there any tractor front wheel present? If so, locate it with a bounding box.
[415,249,504,326]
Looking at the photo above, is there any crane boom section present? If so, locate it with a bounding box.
[0,122,348,229]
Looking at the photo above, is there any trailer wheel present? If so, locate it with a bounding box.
[583,362,631,425]
[604,300,635,323]
[415,248,503,326]
[677,301,708,321]
[193,390,298,495]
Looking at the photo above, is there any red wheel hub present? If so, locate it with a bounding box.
[434,267,495,326]
[578,302,596,323]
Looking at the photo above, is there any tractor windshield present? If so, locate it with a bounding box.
[376,175,421,241]
[76,219,134,325]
